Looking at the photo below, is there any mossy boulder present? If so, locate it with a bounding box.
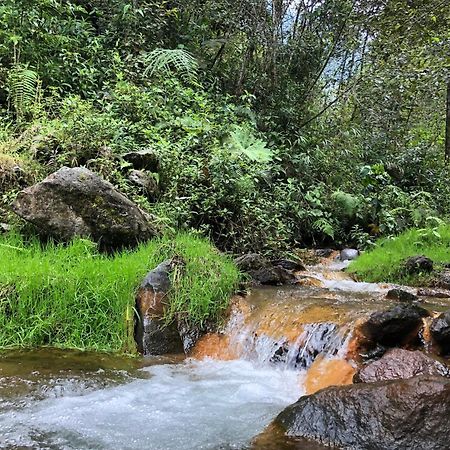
[13,167,158,250]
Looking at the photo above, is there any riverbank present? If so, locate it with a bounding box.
[348,223,450,286]
[0,232,240,353]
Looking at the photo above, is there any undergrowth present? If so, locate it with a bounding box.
[0,232,240,353]
[348,223,450,285]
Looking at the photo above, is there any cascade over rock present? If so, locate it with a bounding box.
[12,167,158,250]
[275,376,450,450]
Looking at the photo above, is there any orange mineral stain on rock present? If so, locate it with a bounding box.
[304,356,356,395]
[190,333,238,361]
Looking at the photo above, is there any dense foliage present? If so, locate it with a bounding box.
[0,232,240,352]
[0,0,449,253]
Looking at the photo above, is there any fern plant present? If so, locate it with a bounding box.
[7,66,41,118]
[142,48,199,81]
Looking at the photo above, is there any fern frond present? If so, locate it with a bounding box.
[7,67,41,117]
[142,48,199,81]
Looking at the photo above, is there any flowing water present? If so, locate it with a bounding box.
[1,265,449,450]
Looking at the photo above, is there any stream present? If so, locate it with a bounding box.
[1,265,448,450]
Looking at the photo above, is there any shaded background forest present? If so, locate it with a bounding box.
[0,0,449,253]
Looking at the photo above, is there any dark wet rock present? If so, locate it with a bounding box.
[386,288,418,303]
[354,348,449,383]
[128,170,158,198]
[12,167,157,250]
[315,249,334,258]
[135,259,185,355]
[272,258,305,272]
[122,149,159,172]
[430,311,450,356]
[234,253,295,285]
[435,271,450,290]
[358,303,429,348]
[177,319,207,354]
[417,288,450,298]
[339,248,359,261]
[403,255,433,274]
[275,375,450,450]
[359,344,386,361]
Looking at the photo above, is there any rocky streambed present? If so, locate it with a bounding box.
[2,256,450,449]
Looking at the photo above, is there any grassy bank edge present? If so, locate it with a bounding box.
[0,232,240,353]
[348,224,450,286]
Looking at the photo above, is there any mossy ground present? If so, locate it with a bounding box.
[348,224,450,286]
[0,232,240,353]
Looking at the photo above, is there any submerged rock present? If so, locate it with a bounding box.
[135,259,184,355]
[12,167,157,250]
[354,348,449,383]
[339,248,359,261]
[430,311,450,356]
[275,375,450,450]
[358,303,429,348]
[403,255,433,275]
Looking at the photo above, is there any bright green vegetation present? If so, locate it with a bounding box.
[0,1,448,255]
[348,223,450,285]
[0,233,240,352]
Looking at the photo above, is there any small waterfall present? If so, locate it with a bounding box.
[193,294,356,372]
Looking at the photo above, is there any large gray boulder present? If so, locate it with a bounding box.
[13,167,158,250]
[276,376,450,450]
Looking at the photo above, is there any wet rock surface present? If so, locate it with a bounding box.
[430,310,450,356]
[358,303,429,348]
[354,348,449,383]
[385,288,418,303]
[12,167,157,250]
[417,288,450,298]
[276,375,450,450]
[135,259,184,355]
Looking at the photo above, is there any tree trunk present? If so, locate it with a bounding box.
[446,79,450,160]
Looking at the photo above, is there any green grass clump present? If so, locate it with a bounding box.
[348,224,450,285]
[0,232,240,353]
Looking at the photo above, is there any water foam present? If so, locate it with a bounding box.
[0,359,302,450]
